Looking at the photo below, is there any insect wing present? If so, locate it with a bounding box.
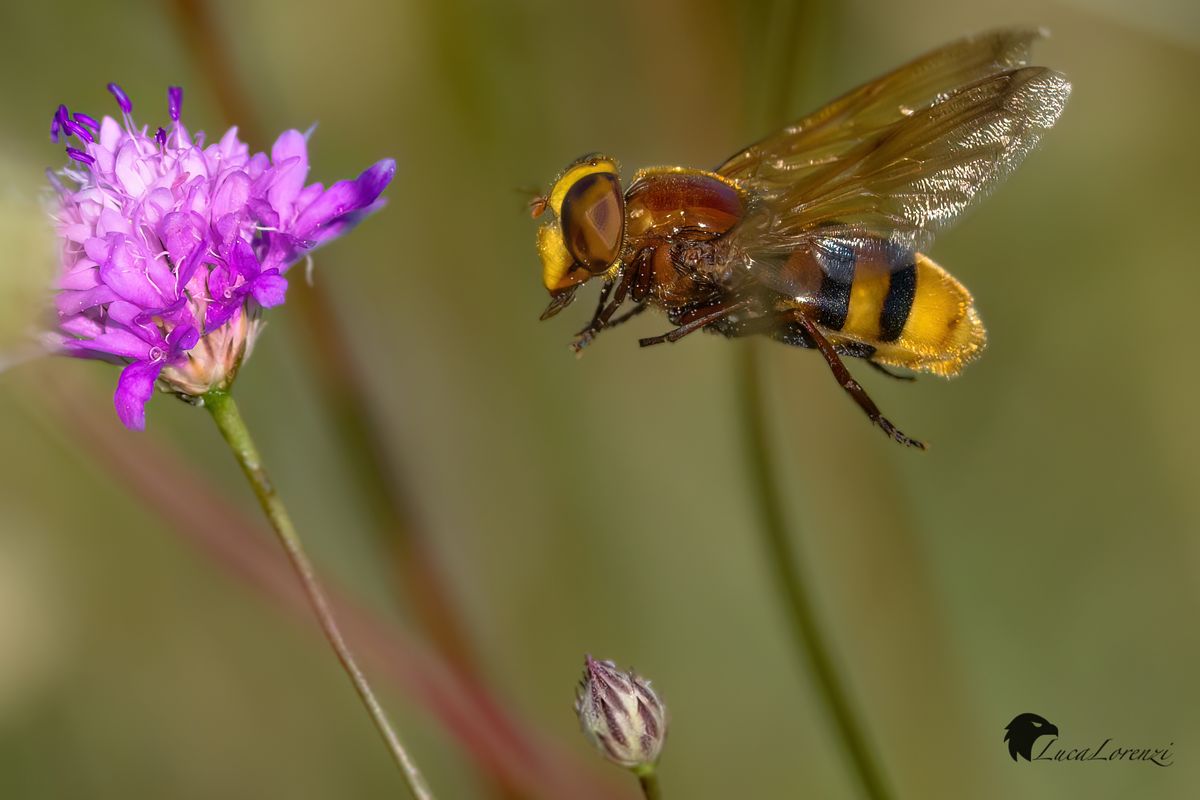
[718,27,1046,188]
[718,32,1071,262]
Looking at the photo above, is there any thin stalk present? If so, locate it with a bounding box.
[635,768,662,800]
[204,389,435,800]
[736,345,891,800]
[169,0,483,681]
[24,369,626,800]
[736,3,893,798]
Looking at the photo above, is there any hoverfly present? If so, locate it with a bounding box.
[531,29,1071,448]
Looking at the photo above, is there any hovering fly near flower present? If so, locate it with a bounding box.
[531,29,1070,448]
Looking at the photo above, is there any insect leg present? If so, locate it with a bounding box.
[866,361,916,382]
[571,262,637,353]
[793,314,925,449]
[574,279,615,338]
[598,263,633,325]
[603,302,649,329]
[638,298,754,347]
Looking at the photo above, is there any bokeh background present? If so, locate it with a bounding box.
[1,0,1198,798]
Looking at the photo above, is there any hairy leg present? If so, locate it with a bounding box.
[792,314,925,449]
[638,298,755,347]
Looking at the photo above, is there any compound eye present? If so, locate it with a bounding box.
[560,171,624,273]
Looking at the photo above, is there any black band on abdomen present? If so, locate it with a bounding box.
[815,241,856,330]
[879,262,916,342]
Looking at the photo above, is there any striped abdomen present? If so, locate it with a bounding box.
[776,237,985,376]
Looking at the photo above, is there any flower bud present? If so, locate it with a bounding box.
[575,655,667,770]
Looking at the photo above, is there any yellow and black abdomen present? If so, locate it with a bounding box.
[778,238,985,377]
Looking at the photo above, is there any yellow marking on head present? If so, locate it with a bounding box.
[538,222,579,293]
[548,157,619,218]
[537,155,622,293]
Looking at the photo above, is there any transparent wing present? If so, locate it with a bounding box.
[715,29,1070,264]
[724,66,1071,261]
[718,27,1047,188]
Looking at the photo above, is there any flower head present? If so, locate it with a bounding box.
[45,84,395,429]
[575,655,668,771]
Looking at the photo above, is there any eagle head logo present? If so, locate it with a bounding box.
[1004,713,1059,761]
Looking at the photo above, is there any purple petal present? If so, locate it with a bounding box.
[55,285,118,316]
[114,140,149,196]
[83,237,110,264]
[158,211,205,267]
[114,359,163,430]
[95,208,133,238]
[60,314,104,338]
[211,170,250,221]
[268,130,310,215]
[59,341,122,363]
[144,187,179,225]
[205,266,242,329]
[134,296,188,327]
[229,238,261,279]
[98,116,122,151]
[69,328,153,360]
[304,197,387,247]
[105,300,155,330]
[215,126,244,159]
[211,214,242,253]
[295,182,324,209]
[174,246,206,288]
[246,152,271,180]
[250,272,288,308]
[167,323,200,352]
[57,264,102,291]
[98,234,167,308]
[247,198,280,231]
[205,299,240,330]
[293,158,395,237]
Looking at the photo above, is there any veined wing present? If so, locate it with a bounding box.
[718,27,1048,189]
[723,65,1071,257]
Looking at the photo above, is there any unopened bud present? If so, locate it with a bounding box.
[575,655,668,770]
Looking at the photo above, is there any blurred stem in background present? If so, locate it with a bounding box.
[166,6,593,797]
[21,369,626,800]
[204,389,436,800]
[738,346,891,800]
[735,2,893,799]
[168,0,482,681]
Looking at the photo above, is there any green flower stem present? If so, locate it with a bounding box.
[204,389,435,800]
[169,0,481,680]
[634,767,662,800]
[736,344,892,800]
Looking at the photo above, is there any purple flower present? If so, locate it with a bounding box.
[44,85,395,429]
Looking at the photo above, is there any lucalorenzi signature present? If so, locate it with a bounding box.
[1004,713,1173,767]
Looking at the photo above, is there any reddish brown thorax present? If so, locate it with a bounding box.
[625,169,744,239]
[622,168,747,307]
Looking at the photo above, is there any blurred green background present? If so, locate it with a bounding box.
[1,0,1198,798]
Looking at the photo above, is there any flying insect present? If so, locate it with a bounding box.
[531,29,1071,448]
